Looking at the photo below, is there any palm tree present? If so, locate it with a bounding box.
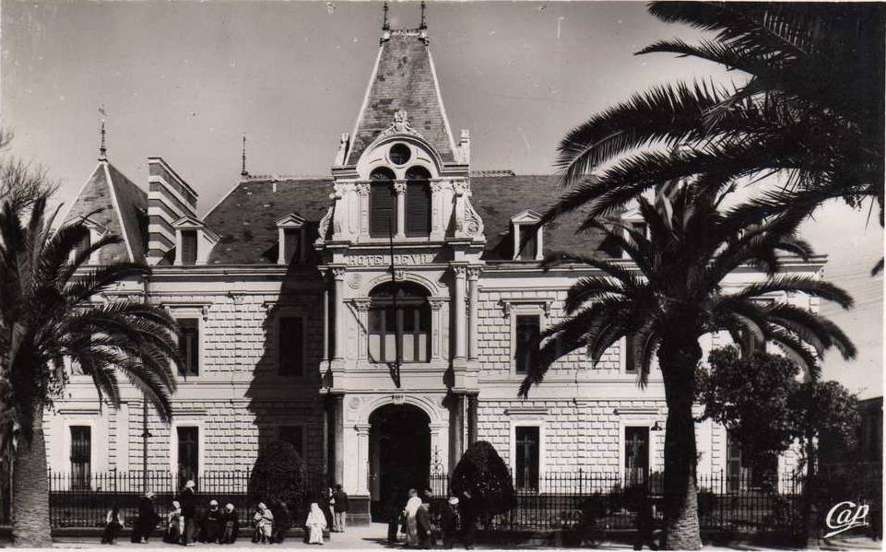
[519,182,855,549]
[552,2,885,261]
[0,196,179,546]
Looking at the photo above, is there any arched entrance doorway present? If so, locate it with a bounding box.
[369,404,430,520]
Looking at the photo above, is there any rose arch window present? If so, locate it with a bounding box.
[370,167,397,237]
[405,166,431,237]
[368,282,431,364]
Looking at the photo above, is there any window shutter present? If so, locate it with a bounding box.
[370,183,396,237]
[181,230,198,265]
[405,182,431,236]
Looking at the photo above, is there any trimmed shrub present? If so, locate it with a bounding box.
[248,440,309,521]
[451,441,516,518]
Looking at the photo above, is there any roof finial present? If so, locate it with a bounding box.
[241,135,248,177]
[98,105,107,161]
[382,1,390,31]
[419,0,427,30]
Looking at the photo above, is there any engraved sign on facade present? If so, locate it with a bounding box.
[346,253,436,267]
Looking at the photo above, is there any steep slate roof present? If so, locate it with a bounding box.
[345,32,455,165]
[64,161,148,264]
[204,178,333,265]
[471,175,609,261]
[203,175,611,265]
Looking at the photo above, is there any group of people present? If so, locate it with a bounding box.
[386,489,473,550]
[100,480,351,546]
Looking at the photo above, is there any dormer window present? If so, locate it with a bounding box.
[370,168,397,238]
[69,219,105,265]
[511,210,544,261]
[276,213,307,265]
[180,230,198,266]
[173,216,219,266]
[623,221,648,259]
[405,166,431,236]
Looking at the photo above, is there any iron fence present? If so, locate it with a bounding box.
[48,470,326,529]
[35,468,884,537]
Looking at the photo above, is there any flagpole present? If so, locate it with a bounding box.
[388,214,401,388]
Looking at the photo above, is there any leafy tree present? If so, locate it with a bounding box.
[548,2,885,272]
[697,347,798,471]
[248,440,309,521]
[450,441,516,519]
[0,195,179,546]
[521,182,855,549]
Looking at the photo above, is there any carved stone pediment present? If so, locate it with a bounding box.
[379,110,423,139]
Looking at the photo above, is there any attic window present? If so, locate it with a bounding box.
[370,168,397,238]
[511,210,544,261]
[389,143,411,166]
[276,213,307,265]
[283,228,302,265]
[180,230,198,266]
[73,229,92,264]
[621,220,648,259]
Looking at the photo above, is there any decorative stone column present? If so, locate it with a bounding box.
[352,299,371,360]
[452,265,467,361]
[467,393,479,445]
[430,181,444,240]
[449,394,465,473]
[394,181,406,239]
[428,298,445,360]
[332,267,346,360]
[334,394,344,486]
[355,424,371,495]
[355,182,370,236]
[467,267,481,361]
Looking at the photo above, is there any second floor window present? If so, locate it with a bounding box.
[370,168,397,238]
[278,316,304,376]
[405,166,431,236]
[368,282,431,363]
[178,318,199,377]
[625,334,637,373]
[515,315,540,374]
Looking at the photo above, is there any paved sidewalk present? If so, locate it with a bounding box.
[51,525,882,550]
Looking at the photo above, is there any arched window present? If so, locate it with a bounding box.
[368,282,431,363]
[370,168,397,237]
[405,166,431,237]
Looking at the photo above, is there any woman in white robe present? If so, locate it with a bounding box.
[404,489,423,548]
[306,503,327,545]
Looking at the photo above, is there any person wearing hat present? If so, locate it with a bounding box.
[440,497,461,549]
[134,490,158,544]
[202,499,223,544]
[178,480,198,545]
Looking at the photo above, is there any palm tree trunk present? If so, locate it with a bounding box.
[658,336,703,550]
[12,405,52,547]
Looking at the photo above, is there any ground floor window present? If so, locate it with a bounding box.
[278,426,305,458]
[70,426,91,490]
[624,426,649,486]
[177,426,199,489]
[514,426,540,490]
[726,431,777,491]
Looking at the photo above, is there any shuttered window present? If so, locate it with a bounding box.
[278,316,304,376]
[181,230,198,265]
[405,166,431,236]
[370,168,397,237]
[178,318,199,376]
[515,315,540,374]
[368,283,430,363]
[70,426,91,490]
[283,228,301,264]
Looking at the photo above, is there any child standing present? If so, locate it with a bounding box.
[101,505,124,544]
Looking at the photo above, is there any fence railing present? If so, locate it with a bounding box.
[35,468,884,537]
[48,470,326,529]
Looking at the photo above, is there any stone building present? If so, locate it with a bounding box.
[48,15,813,522]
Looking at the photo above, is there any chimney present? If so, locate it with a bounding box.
[146,157,198,265]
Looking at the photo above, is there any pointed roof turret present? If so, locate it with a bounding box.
[344,3,457,166]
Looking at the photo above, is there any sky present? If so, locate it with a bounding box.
[2,1,882,399]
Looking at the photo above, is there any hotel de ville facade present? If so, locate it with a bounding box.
[48,13,815,524]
